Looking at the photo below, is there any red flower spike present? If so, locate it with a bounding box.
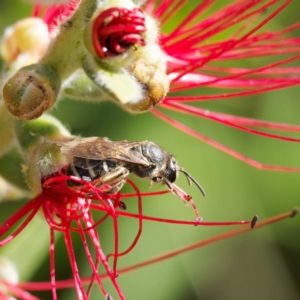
[0,170,126,300]
[92,7,146,59]
[144,0,300,171]
[0,168,257,299]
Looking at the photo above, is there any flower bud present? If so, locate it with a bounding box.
[83,5,146,68]
[92,7,146,59]
[3,64,61,120]
[0,17,49,65]
[25,142,69,193]
[124,58,169,111]
[14,114,71,193]
[82,3,169,111]
[82,53,169,112]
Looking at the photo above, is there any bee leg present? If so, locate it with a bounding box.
[106,178,127,194]
[96,167,130,194]
[100,167,130,184]
[163,178,191,202]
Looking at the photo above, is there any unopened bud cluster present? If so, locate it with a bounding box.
[1,0,169,120]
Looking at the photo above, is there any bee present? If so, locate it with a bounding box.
[60,137,205,201]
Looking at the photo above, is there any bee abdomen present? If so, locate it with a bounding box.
[67,157,119,186]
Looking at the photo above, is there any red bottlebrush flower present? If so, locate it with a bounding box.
[146,0,300,171]
[0,170,132,300]
[92,7,146,59]
[0,167,262,299]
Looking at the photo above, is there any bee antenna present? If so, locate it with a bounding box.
[179,169,206,197]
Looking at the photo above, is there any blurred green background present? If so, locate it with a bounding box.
[0,1,300,299]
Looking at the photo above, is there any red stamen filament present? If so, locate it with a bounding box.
[17,208,297,292]
[151,108,300,172]
[92,7,146,59]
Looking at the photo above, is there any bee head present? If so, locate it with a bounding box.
[160,154,178,183]
[158,155,205,198]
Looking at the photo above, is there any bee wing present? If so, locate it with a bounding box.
[60,137,151,166]
[71,157,103,170]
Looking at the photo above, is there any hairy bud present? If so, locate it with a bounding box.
[0,17,49,64]
[3,64,61,120]
[124,59,169,112]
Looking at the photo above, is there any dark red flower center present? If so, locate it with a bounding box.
[92,7,146,59]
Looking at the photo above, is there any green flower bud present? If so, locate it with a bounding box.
[25,141,69,193]
[0,17,49,65]
[125,58,169,112]
[3,64,61,120]
[14,114,72,193]
[83,54,169,112]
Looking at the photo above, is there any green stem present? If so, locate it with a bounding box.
[61,69,108,102]
[40,0,99,80]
